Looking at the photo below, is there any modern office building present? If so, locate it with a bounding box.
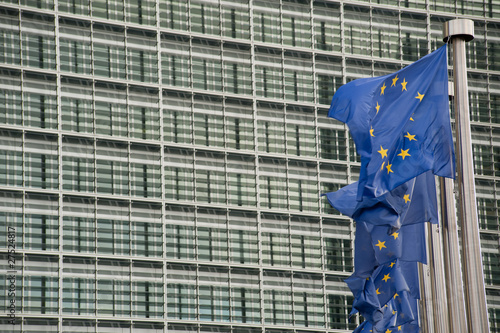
[0,0,499,332]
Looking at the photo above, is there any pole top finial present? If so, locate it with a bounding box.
[443,19,474,43]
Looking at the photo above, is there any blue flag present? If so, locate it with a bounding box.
[324,171,438,229]
[329,45,454,199]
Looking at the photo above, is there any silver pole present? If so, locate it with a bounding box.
[439,177,467,332]
[427,222,450,333]
[443,19,490,332]
[418,261,435,333]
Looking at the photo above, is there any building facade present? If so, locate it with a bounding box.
[0,0,499,332]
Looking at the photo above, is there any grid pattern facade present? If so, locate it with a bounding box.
[0,0,499,332]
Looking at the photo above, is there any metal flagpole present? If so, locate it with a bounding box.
[427,222,450,333]
[439,177,467,332]
[443,19,490,332]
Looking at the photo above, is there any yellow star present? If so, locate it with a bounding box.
[386,163,393,174]
[381,82,387,95]
[378,145,388,159]
[398,326,402,331]
[410,114,414,121]
[397,148,411,160]
[401,78,408,91]
[393,292,399,299]
[389,261,396,268]
[385,329,392,333]
[375,240,386,250]
[404,132,416,141]
[392,310,397,315]
[382,273,391,282]
[403,194,411,203]
[391,75,399,87]
[391,231,399,240]
[376,101,381,114]
[415,92,424,102]
[370,127,375,137]
[381,161,385,171]
[376,288,381,295]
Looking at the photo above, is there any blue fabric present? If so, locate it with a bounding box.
[323,171,438,229]
[329,45,454,199]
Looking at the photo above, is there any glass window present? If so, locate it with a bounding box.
[92,0,125,21]
[286,106,316,157]
[481,233,500,286]
[290,216,321,269]
[259,158,288,210]
[226,99,254,151]
[130,144,161,199]
[197,208,228,263]
[62,137,95,193]
[23,72,58,130]
[160,0,189,31]
[319,127,347,161]
[62,257,96,315]
[467,22,487,70]
[487,23,500,71]
[284,52,314,103]
[293,273,325,327]
[282,0,312,48]
[96,140,129,195]
[231,269,261,323]
[93,24,126,79]
[58,0,90,15]
[323,218,353,272]
[195,151,226,204]
[61,78,94,133]
[164,147,194,201]
[221,1,250,40]
[0,192,23,251]
[255,48,283,99]
[131,203,163,258]
[192,39,222,92]
[263,270,293,325]
[0,8,21,66]
[24,194,59,251]
[21,13,56,70]
[132,261,164,318]
[372,9,400,60]
[59,19,92,75]
[24,133,59,190]
[23,255,59,314]
[191,0,220,36]
[161,34,191,88]
[129,86,160,140]
[163,91,192,144]
[401,12,428,62]
[313,2,341,52]
[253,1,281,44]
[97,200,130,255]
[327,292,356,329]
[97,259,131,316]
[127,29,158,83]
[95,82,128,137]
[167,264,197,320]
[227,154,256,207]
[165,206,196,260]
[288,161,319,213]
[62,196,96,253]
[0,130,23,187]
[21,0,54,10]
[126,0,156,25]
[261,214,290,267]
[257,102,286,154]
[198,266,230,321]
[228,211,258,265]
[193,95,224,148]
[344,5,371,56]
[0,69,22,126]
[223,44,252,95]
[315,55,342,105]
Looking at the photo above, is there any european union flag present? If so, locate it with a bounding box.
[329,45,454,198]
[324,171,438,229]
